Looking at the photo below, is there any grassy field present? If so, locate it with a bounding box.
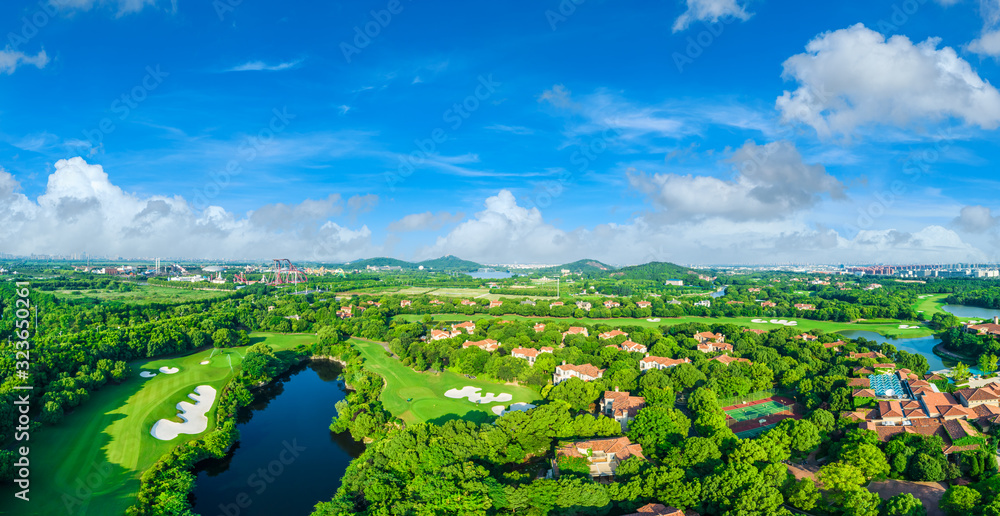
[0,332,316,516]
[350,338,540,425]
[48,284,230,304]
[393,313,934,338]
[348,286,559,301]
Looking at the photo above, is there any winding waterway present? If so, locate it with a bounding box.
[944,304,1000,320]
[191,360,363,516]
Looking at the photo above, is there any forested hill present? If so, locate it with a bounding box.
[339,257,416,269]
[613,261,700,281]
[418,255,483,271]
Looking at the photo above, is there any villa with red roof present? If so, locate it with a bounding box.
[462,339,500,352]
[622,504,684,516]
[697,341,734,353]
[460,299,477,306]
[429,299,443,305]
[823,341,845,351]
[400,299,412,307]
[794,303,815,310]
[562,326,589,342]
[743,328,767,335]
[710,354,751,366]
[599,329,629,340]
[636,301,652,308]
[554,362,604,384]
[966,317,1000,337]
[796,333,819,341]
[534,323,546,332]
[640,355,691,371]
[550,301,565,308]
[554,436,644,479]
[430,329,461,341]
[761,301,777,307]
[451,321,476,334]
[511,346,554,365]
[604,300,620,308]
[693,331,725,343]
[602,389,646,430]
[489,300,503,308]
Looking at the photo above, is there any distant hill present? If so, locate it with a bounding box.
[559,259,616,273]
[613,261,699,281]
[341,257,416,269]
[418,255,483,271]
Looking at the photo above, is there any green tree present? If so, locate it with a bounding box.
[951,362,971,383]
[839,443,890,480]
[784,478,819,511]
[980,354,999,375]
[212,328,234,348]
[627,405,691,456]
[940,485,981,516]
[241,343,278,379]
[881,493,926,516]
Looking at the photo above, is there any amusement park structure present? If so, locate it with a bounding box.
[259,259,309,286]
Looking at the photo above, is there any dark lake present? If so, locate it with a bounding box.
[191,360,364,516]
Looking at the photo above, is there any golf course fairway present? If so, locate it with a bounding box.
[0,332,316,516]
[350,338,541,425]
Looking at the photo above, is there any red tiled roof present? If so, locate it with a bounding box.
[557,363,605,379]
[710,354,751,366]
[622,504,684,516]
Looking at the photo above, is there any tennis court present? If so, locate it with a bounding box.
[724,400,790,422]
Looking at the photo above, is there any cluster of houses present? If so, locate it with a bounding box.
[965,316,1000,337]
[845,360,995,454]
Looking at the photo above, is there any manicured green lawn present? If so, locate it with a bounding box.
[394,313,933,338]
[49,284,230,304]
[349,338,540,425]
[0,332,315,516]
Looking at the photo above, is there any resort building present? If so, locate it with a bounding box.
[761,301,777,308]
[697,341,734,353]
[636,301,652,308]
[639,355,691,371]
[400,299,412,307]
[794,303,815,310]
[489,300,503,308]
[694,331,725,343]
[562,326,589,341]
[462,339,500,352]
[710,354,752,366]
[452,321,476,334]
[554,362,605,384]
[554,436,644,479]
[623,504,684,516]
[601,389,645,430]
[511,346,554,365]
[534,323,546,332]
[599,329,629,340]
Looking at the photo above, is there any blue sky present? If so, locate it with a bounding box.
[2,0,1000,265]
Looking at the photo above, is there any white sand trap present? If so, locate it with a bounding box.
[751,318,766,323]
[200,360,210,365]
[150,385,217,441]
[444,386,513,404]
[140,371,157,378]
[492,402,537,416]
[646,318,661,322]
[159,366,179,374]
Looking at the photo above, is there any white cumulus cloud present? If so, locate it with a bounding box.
[628,140,845,222]
[0,158,377,261]
[0,48,48,74]
[672,0,752,32]
[777,24,1000,137]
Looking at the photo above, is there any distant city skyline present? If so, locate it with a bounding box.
[2,1,1000,264]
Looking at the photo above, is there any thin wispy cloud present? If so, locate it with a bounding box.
[223,59,304,73]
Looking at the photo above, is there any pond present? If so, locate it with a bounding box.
[191,360,364,516]
[468,270,514,279]
[836,330,947,373]
[943,304,1000,320]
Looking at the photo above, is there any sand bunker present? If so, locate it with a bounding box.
[445,386,513,404]
[150,385,217,441]
[898,325,920,329]
[492,402,537,416]
[200,360,210,365]
[646,318,661,322]
[750,319,798,326]
[159,366,179,374]
[140,371,157,378]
